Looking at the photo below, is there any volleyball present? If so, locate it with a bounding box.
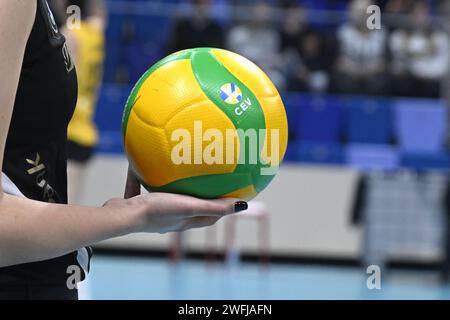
[122,48,288,201]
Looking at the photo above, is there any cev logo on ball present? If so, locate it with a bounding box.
[220,83,242,104]
[219,83,252,116]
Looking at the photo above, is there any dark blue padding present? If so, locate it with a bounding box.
[344,96,393,144]
[394,98,448,153]
[297,94,342,143]
[298,141,344,165]
[282,92,301,142]
[402,152,450,171]
[103,1,126,83]
[94,84,131,154]
[125,42,165,84]
[283,141,299,163]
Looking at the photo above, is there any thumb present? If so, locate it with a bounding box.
[124,165,141,199]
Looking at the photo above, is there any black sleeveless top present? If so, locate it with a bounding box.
[0,0,89,291]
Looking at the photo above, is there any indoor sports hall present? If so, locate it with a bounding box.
[45,0,450,299]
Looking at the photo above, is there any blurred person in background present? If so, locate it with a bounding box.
[167,0,225,53]
[383,0,414,31]
[333,0,388,95]
[384,0,413,14]
[279,1,331,92]
[226,1,285,90]
[55,0,106,204]
[389,0,449,98]
[279,1,311,53]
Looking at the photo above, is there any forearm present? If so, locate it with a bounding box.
[0,194,139,267]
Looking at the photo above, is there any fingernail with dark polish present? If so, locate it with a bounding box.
[234,201,248,212]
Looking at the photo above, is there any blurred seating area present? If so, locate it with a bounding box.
[103,0,450,97]
[95,0,450,171]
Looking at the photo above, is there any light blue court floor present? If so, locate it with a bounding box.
[79,255,450,300]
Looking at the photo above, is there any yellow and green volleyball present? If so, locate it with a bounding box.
[122,48,288,201]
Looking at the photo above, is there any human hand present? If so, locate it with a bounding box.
[114,166,247,234]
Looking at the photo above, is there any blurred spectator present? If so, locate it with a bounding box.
[389,0,449,98]
[279,2,311,53]
[167,0,225,53]
[333,0,388,95]
[384,0,414,16]
[279,2,331,92]
[226,1,285,89]
[382,0,414,31]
